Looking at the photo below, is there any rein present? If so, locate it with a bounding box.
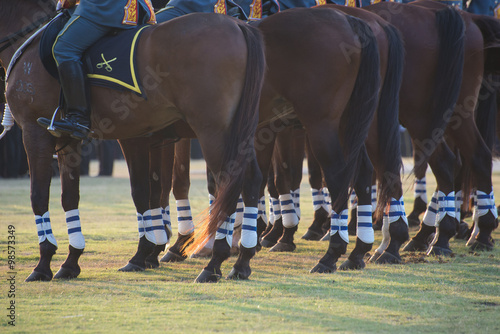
[0,14,53,53]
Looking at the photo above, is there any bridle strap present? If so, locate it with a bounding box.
[0,15,53,53]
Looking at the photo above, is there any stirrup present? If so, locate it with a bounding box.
[47,107,63,137]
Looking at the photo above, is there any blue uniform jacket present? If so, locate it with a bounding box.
[74,0,156,28]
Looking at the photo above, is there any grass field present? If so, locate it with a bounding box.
[1,159,499,333]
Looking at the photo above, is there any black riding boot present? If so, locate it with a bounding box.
[37,61,90,140]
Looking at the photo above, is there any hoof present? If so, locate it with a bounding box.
[455,221,470,240]
[145,258,160,269]
[25,270,52,282]
[54,266,80,279]
[374,251,402,264]
[194,269,222,283]
[338,259,365,271]
[469,241,494,252]
[226,267,250,280]
[368,250,382,263]
[301,229,324,241]
[160,250,186,263]
[427,246,453,257]
[320,231,330,241]
[260,238,277,248]
[269,242,296,252]
[402,239,428,252]
[310,262,336,274]
[118,262,145,272]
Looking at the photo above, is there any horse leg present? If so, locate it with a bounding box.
[270,127,300,252]
[339,146,374,270]
[53,140,86,279]
[143,140,173,268]
[161,138,195,262]
[24,125,58,282]
[302,136,331,241]
[117,138,156,272]
[407,163,429,228]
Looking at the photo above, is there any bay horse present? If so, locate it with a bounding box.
[2,0,266,282]
[364,0,498,256]
[185,5,382,282]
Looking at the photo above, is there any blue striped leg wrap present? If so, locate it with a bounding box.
[35,211,57,247]
[65,209,85,249]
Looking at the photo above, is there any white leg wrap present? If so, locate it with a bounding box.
[357,205,374,244]
[388,197,408,224]
[35,212,57,247]
[375,214,390,254]
[176,199,194,235]
[270,197,281,224]
[312,188,325,211]
[141,210,156,244]
[65,209,85,249]
[150,207,168,245]
[422,191,439,227]
[215,214,234,248]
[241,207,258,248]
[137,212,145,238]
[371,185,377,213]
[467,190,497,246]
[330,209,349,244]
[322,187,332,214]
[292,188,301,219]
[234,196,244,228]
[280,193,299,228]
[349,190,358,211]
[258,196,267,223]
[436,191,456,227]
[415,177,428,203]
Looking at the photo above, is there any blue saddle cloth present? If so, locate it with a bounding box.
[40,11,149,97]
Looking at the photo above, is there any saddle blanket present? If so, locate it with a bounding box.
[40,11,150,97]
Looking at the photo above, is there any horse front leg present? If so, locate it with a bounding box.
[23,125,58,282]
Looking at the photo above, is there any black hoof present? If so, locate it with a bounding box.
[455,221,470,240]
[469,241,494,252]
[195,269,222,283]
[368,250,382,263]
[260,238,277,248]
[118,262,145,272]
[402,239,428,252]
[310,262,336,273]
[54,265,80,279]
[338,259,365,271]
[25,270,53,282]
[145,258,160,269]
[226,267,250,280]
[301,229,324,241]
[160,250,186,263]
[269,242,296,252]
[427,246,453,257]
[374,251,402,264]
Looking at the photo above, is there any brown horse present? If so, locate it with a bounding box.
[186,5,382,281]
[2,0,266,282]
[364,0,498,256]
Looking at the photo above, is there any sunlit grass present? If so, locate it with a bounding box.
[0,159,499,332]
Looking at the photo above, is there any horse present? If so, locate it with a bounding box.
[2,0,266,282]
[363,0,498,256]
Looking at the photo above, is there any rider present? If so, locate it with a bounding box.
[38,0,156,140]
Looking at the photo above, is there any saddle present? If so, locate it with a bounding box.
[39,10,150,97]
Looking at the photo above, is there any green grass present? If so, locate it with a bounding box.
[0,160,499,333]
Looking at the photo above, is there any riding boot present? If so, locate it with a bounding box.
[37,61,90,140]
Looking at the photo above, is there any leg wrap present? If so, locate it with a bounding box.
[65,209,84,249]
[35,211,57,247]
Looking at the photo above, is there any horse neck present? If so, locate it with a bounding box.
[0,0,56,65]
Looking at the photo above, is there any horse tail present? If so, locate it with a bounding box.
[333,15,380,209]
[185,21,266,255]
[373,23,405,219]
[472,14,500,75]
[414,7,465,175]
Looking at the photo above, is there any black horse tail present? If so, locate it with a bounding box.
[186,21,266,255]
[372,22,405,219]
[332,15,381,211]
[414,6,465,176]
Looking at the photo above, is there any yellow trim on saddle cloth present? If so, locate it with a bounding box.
[248,0,262,21]
[214,0,227,14]
[315,0,327,5]
[86,26,148,95]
